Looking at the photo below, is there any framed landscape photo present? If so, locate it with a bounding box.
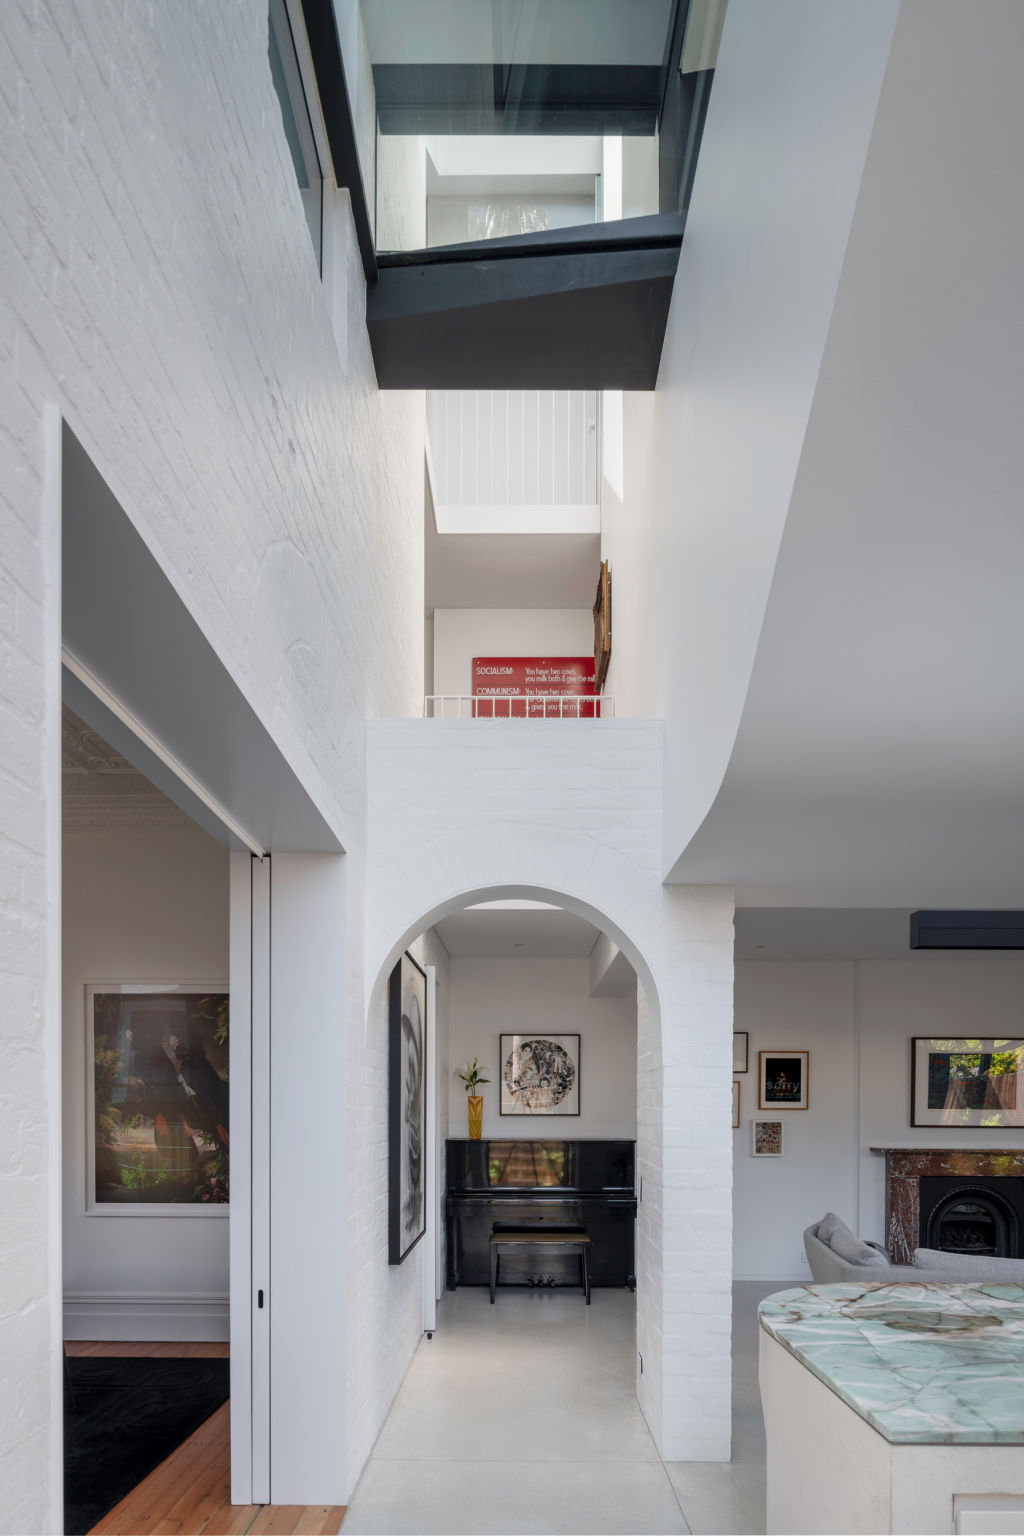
[751,1119,784,1157]
[500,1033,580,1117]
[910,1037,1024,1128]
[759,1050,809,1110]
[732,1080,741,1129]
[86,983,229,1215]
[389,952,428,1265]
[733,1031,749,1073]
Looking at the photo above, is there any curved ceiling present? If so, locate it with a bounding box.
[669,0,1024,906]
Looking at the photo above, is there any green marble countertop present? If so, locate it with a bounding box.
[759,1282,1024,1444]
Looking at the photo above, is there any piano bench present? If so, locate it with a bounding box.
[488,1231,591,1305]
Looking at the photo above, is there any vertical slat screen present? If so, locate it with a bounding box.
[427,390,599,507]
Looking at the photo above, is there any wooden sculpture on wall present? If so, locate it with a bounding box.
[593,560,612,692]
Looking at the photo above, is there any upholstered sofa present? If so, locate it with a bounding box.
[804,1213,1024,1284]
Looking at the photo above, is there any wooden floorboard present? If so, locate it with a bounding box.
[69,1343,344,1536]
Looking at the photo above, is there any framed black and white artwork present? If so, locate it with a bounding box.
[500,1033,580,1117]
[733,1032,749,1073]
[911,1037,1024,1128]
[758,1050,809,1111]
[388,953,427,1264]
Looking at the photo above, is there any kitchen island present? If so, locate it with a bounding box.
[759,1281,1024,1534]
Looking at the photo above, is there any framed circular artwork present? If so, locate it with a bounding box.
[500,1033,580,1117]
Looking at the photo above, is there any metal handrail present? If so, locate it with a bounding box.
[423,695,614,719]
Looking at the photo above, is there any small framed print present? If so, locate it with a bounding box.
[732,1080,741,1129]
[759,1050,809,1110]
[751,1119,784,1157]
[733,1031,749,1073]
[910,1037,1024,1128]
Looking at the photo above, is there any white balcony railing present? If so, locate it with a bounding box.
[424,695,614,719]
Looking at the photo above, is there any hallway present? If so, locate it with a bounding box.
[343,1285,772,1535]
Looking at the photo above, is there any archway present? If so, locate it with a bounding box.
[362,882,663,1464]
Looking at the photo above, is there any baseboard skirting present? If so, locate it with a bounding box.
[63,1291,230,1342]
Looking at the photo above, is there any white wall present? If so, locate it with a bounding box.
[733,956,1024,1281]
[432,609,594,697]
[345,925,450,1487]
[2,0,427,1521]
[596,0,900,862]
[446,957,636,1140]
[62,825,230,1338]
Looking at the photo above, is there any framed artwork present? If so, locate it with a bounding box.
[752,1119,784,1157]
[910,1037,1024,1128]
[732,1080,741,1129]
[389,953,427,1264]
[86,983,229,1214]
[500,1034,580,1117]
[593,560,612,692]
[733,1031,749,1073]
[759,1050,809,1110]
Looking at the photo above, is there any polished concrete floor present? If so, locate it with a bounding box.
[343,1282,779,1535]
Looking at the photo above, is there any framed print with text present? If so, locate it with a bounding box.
[758,1050,809,1110]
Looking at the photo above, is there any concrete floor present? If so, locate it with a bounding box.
[342,1282,781,1535]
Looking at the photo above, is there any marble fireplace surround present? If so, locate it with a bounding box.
[875,1148,1024,1265]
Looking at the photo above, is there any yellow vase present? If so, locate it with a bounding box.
[467,1095,483,1140]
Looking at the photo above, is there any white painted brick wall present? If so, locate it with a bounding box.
[345,923,450,1487]
[1,2,425,1524]
[364,721,735,1466]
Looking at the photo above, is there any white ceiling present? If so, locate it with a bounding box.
[434,903,603,958]
[670,3,1024,906]
[425,518,600,612]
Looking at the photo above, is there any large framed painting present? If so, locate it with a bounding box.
[389,953,427,1264]
[758,1050,809,1111]
[500,1033,580,1117]
[911,1037,1024,1128]
[86,983,229,1214]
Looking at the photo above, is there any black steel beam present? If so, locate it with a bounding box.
[910,912,1024,949]
[368,216,684,389]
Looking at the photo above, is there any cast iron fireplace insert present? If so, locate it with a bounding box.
[918,1175,1024,1256]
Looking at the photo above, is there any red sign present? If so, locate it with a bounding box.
[471,657,599,717]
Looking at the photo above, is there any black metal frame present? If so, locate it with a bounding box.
[297,0,705,383]
[300,0,377,281]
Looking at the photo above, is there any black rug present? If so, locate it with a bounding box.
[64,1356,230,1536]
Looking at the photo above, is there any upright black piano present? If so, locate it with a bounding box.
[445,1139,636,1289]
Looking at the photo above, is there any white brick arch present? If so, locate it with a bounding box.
[364,723,735,1464]
[366,876,664,1030]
